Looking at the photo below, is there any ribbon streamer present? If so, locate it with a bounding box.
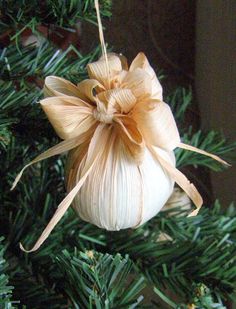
[178,142,230,166]
[19,124,108,252]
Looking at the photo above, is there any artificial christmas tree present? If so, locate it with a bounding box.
[1,1,236,308]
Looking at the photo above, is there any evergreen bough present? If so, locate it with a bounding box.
[0,1,235,308]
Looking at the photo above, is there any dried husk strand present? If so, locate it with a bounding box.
[11,1,230,252]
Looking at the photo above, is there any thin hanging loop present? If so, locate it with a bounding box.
[95,0,111,88]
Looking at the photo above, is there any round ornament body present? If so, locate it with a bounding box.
[67,140,175,230]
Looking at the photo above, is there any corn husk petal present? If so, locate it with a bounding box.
[129,52,163,101]
[132,100,180,150]
[40,96,96,140]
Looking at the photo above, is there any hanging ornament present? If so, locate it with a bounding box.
[11,0,229,252]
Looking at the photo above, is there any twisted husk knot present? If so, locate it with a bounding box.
[93,108,114,124]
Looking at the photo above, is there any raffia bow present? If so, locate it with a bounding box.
[11,51,229,252]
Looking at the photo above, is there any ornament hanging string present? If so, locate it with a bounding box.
[11,0,230,253]
[94,0,110,87]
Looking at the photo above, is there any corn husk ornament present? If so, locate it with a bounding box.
[11,0,229,252]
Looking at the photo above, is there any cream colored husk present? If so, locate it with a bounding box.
[68,143,175,230]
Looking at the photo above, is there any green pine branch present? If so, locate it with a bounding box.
[153,283,227,309]
[105,202,236,305]
[0,42,100,82]
[166,87,193,123]
[0,0,112,36]
[54,250,145,308]
[0,237,16,308]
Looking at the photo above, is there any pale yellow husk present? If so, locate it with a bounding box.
[12,52,229,252]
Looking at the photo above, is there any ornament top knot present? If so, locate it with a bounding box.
[42,52,181,166]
